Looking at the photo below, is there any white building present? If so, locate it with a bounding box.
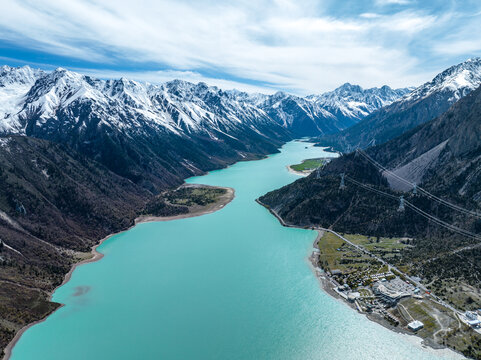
[466,311,478,321]
[408,320,424,331]
[347,292,361,302]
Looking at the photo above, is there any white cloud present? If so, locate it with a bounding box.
[430,10,481,56]
[375,0,411,5]
[0,0,472,94]
[375,11,437,34]
[360,13,382,19]
[432,38,481,56]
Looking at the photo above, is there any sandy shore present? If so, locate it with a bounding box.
[286,165,310,176]
[3,184,234,360]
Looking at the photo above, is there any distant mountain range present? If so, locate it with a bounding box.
[0,65,408,140]
[0,65,408,191]
[248,83,410,137]
[318,58,481,151]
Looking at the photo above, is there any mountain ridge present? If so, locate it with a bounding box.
[317,57,481,151]
[0,65,410,138]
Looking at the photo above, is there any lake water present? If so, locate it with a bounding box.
[10,141,462,359]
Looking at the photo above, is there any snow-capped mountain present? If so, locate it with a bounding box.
[5,68,276,137]
[249,91,339,137]
[0,65,410,140]
[0,66,295,190]
[404,57,481,103]
[319,57,481,151]
[308,83,412,123]
[0,65,45,133]
[243,84,409,137]
[0,64,409,189]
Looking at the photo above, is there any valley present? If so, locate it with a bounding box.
[6,141,460,360]
[2,0,481,358]
[0,65,408,356]
[1,57,481,359]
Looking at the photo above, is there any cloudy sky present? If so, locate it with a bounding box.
[0,0,480,94]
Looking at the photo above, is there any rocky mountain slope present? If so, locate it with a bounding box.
[318,58,481,151]
[307,83,411,128]
[261,86,481,231]
[369,85,481,197]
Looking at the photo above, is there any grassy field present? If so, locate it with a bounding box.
[398,298,439,333]
[431,279,481,311]
[393,296,481,356]
[317,232,345,270]
[343,234,409,260]
[142,185,228,217]
[290,158,325,172]
[166,186,226,206]
[317,232,383,287]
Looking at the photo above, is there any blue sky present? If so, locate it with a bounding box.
[0,0,480,94]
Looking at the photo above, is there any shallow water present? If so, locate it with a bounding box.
[10,142,462,359]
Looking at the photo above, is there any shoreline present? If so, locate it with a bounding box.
[3,184,235,360]
[308,234,414,337]
[286,165,310,176]
[307,238,457,354]
[257,199,463,358]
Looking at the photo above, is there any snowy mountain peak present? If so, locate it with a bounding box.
[404,57,481,103]
[305,83,411,122]
[0,65,44,86]
[0,65,46,133]
[336,83,363,94]
[317,58,481,152]
[163,79,205,99]
[0,64,412,138]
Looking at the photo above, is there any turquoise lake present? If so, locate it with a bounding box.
[10,141,462,359]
